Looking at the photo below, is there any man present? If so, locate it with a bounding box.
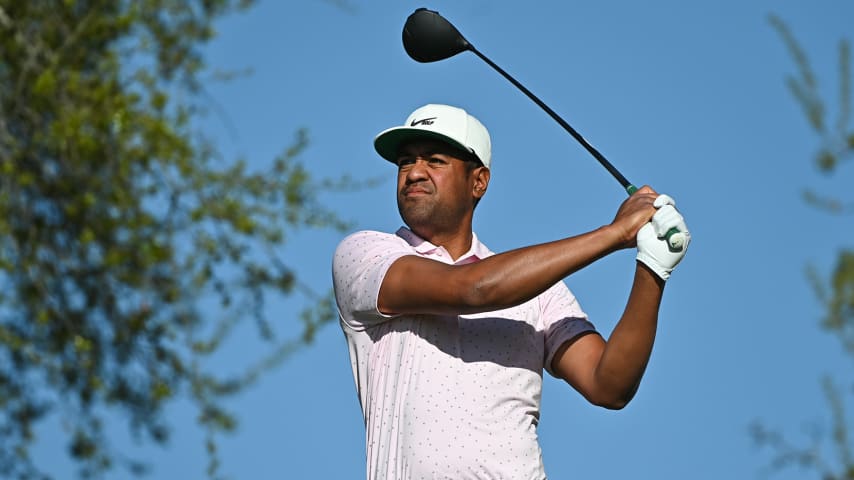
[332,104,690,479]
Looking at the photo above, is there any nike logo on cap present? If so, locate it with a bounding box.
[410,117,437,126]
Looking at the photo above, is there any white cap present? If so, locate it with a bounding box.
[374,104,492,168]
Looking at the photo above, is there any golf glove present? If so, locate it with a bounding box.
[636,194,691,281]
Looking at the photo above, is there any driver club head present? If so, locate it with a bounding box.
[403,8,472,63]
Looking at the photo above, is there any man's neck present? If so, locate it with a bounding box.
[410,225,474,261]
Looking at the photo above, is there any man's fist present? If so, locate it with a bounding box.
[636,194,691,280]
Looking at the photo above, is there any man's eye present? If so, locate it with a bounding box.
[427,156,446,164]
[397,157,415,167]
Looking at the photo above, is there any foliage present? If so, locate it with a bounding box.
[0,1,350,478]
[752,13,854,480]
[751,377,854,479]
[768,14,854,213]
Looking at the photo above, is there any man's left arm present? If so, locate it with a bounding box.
[552,264,663,409]
[552,195,691,409]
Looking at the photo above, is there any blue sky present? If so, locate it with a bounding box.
[33,1,853,478]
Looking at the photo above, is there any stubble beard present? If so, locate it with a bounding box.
[398,195,463,239]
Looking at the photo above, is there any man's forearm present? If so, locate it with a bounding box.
[381,225,625,316]
[463,226,623,310]
[592,263,664,408]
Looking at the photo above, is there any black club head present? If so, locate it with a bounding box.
[403,8,472,63]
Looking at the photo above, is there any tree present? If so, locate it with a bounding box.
[751,13,854,479]
[0,1,350,478]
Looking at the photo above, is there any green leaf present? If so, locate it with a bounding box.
[33,70,57,96]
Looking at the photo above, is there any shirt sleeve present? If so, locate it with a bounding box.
[540,281,597,377]
[332,230,414,331]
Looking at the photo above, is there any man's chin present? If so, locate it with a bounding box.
[399,208,432,232]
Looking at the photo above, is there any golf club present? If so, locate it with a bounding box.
[402,8,685,249]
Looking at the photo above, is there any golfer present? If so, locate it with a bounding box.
[332,104,690,479]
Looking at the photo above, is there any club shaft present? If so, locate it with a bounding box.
[469,47,634,192]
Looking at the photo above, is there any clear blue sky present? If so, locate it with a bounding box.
[33,1,853,478]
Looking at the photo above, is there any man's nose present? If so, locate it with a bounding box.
[405,158,429,181]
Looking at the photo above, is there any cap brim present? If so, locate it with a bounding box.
[374,127,472,164]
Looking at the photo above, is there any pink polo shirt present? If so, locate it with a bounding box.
[333,227,596,480]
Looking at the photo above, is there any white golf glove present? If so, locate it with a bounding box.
[636,194,691,281]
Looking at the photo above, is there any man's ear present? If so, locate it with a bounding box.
[472,167,490,200]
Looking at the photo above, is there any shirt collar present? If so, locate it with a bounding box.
[395,226,493,264]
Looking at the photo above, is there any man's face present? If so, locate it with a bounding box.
[395,139,486,236]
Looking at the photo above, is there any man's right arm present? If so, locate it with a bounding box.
[378,186,661,316]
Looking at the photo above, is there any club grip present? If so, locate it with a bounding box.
[626,184,685,250]
[665,227,686,250]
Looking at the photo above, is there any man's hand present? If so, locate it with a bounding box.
[636,194,691,280]
[610,185,660,249]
